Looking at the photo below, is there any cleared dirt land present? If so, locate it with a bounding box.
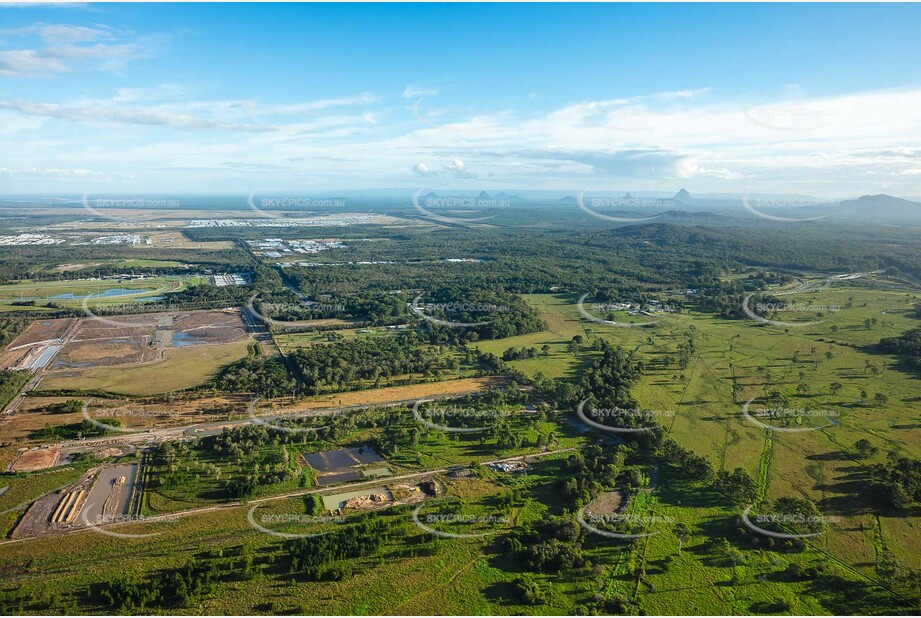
[0,318,75,369]
[40,338,251,395]
[1,378,500,453]
[9,446,60,472]
[20,310,252,395]
[272,376,506,413]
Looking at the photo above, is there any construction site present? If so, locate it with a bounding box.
[10,463,140,540]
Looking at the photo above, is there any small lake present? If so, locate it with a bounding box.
[172,332,207,347]
[51,288,152,299]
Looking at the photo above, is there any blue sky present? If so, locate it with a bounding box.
[1,2,920,196]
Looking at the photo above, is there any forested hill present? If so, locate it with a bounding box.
[276,221,921,301]
[595,223,920,275]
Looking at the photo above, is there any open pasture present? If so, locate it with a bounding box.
[494,280,920,576]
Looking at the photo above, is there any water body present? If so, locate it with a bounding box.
[51,288,152,300]
[82,464,138,524]
[304,446,385,472]
[171,332,207,347]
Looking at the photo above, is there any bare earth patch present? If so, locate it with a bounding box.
[9,447,60,472]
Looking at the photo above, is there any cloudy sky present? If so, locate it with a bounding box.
[1,3,920,197]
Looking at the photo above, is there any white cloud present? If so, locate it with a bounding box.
[0,99,273,132]
[403,84,437,99]
[0,22,115,44]
[262,93,378,115]
[445,158,476,179]
[0,21,150,76]
[4,82,921,195]
[0,90,381,138]
[411,158,478,179]
[0,48,66,76]
[0,166,109,180]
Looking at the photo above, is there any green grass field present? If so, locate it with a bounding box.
[492,281,921,577]
[0,276,201,311]
[38,259,187,273]
[140,407,583,516]
[1,453,910,615]
[472,294,592,379]
[1,276,918,615]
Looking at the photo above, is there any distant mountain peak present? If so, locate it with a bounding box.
[832,193,921,223]
[673,188,693,201]
[848,193,917,205]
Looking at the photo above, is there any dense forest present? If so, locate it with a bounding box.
[870,457,921,508]
[212,356,297,399]
[416,287,546,343]
[0,314,31,348]
[0,244,250,284]
[0,369,29,412]
[878,327,921,370]
[273,222,921,301]
[287,335,462,395]
[579,342,643,413]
